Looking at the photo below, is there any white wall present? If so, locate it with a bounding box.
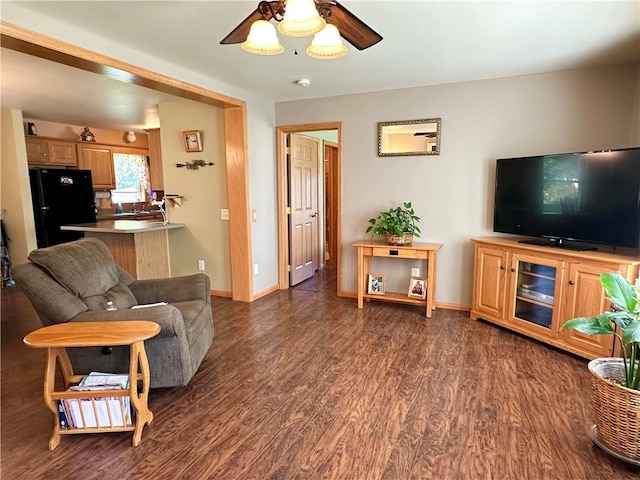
[2,3,280,294]
[276,63,640,307]
[0,109,37,264]
[158,101,231,291]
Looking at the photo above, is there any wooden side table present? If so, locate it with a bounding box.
[24,321,160,450]
[353,240,443,317]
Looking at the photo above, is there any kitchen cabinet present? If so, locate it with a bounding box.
[471,237,640,359]
[146,128,164,191]
[77,144,116,189]
[26,137,78,166]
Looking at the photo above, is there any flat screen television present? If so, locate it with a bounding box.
[493,148,640,250]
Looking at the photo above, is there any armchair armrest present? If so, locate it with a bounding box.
[73,305,186,339]
[128,274,211,305]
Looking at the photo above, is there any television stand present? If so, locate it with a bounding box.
[518,238,597,252]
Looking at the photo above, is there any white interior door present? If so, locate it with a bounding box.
[288,133,319,286]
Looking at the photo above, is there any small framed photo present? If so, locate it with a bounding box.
[367,273,385,295]
[183,130,202,152]
[408,277,426,299]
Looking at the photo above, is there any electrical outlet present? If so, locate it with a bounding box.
[198,260,205,271]
[411,267,420,277]
[221,209,230,220]
[253,263,259,275]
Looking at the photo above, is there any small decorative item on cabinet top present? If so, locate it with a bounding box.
[366,201,421,246]
[183,130,203,152]
[28,122,37,136]
[80,127,96,142]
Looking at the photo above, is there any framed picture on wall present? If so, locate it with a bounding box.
[367,273,385,295]
[183,130,203,152]
[408,277,426,299]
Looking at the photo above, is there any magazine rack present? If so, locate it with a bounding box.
[24,321,160,450]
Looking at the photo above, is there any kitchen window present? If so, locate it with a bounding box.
[110,153,150,204]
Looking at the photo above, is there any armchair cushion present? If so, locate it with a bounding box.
[28,238,137,310]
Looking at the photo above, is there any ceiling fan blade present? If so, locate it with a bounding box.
[220,6,272,45]
[414,133,437,138]
[328,1,382,50]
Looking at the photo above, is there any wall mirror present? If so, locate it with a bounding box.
[377,118,441,156]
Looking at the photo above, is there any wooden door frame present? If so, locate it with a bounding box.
[324,140,338,262]
[276,123,343,295]
[1,22,254,301]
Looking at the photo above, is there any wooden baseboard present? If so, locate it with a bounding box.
[436,301,470,312]
[211,290,232,298]
[252,284,279,301]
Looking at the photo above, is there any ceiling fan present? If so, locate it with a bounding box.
[220,0,383,52]
[414,132,438,138]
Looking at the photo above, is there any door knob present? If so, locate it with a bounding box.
[311,211,319,218]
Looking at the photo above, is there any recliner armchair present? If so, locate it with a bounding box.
[12,237,214,388]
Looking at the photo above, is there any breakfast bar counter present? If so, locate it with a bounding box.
[61,220,185,279]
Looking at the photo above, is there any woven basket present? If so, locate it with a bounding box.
[588,358,640,460]
[385,233,413,246]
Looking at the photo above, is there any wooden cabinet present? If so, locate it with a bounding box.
[471,238,640,359]
[26,137,78,166]
[472,245,508,320]
[559,261,626,357]
[353,240,443,318]
[146,128,164,191]
[77,144,116,189]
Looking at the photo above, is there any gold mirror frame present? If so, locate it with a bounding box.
[377,118,441,157]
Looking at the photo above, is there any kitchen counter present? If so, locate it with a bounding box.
[61,219,184,234]
[60,221,184,279]
[96,211,164,221]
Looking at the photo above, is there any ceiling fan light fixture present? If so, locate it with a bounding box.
[242,19,285,55]
[278,0,326,37]
[306,24,348,60]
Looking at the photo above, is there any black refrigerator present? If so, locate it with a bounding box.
[29,169,97,248]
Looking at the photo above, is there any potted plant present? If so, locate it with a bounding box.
[366,202,421,246]
[561,272,640,462]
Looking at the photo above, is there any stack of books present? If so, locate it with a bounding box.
[58,372,132,429]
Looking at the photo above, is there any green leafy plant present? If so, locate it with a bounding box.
[366,202,421,237]
[561,272,640,390]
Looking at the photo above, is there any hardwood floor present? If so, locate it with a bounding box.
[2,266,638,479]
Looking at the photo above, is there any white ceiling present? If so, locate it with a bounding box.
[2,1,639,132]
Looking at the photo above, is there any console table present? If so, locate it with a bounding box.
[353,240,443,317]
[23,321,160,450]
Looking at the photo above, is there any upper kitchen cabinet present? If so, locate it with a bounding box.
[26,137,78,166]
[77,143,115,189]
[146,128,164,191]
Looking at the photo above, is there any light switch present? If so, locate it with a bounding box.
[251,210,258,222]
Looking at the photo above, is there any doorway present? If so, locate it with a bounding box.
[276,123,343,295]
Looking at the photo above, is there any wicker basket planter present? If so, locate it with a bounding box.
[588,358,640,461]
[385,233,413,246]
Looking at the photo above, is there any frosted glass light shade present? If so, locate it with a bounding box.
[306,24,347,59]
[242,20,284,55]
[126,131,137,142]
[278,0,325,37]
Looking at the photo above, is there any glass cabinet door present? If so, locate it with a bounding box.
[508,254,563,336]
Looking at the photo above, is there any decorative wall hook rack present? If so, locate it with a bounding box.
[175,159,215,170]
